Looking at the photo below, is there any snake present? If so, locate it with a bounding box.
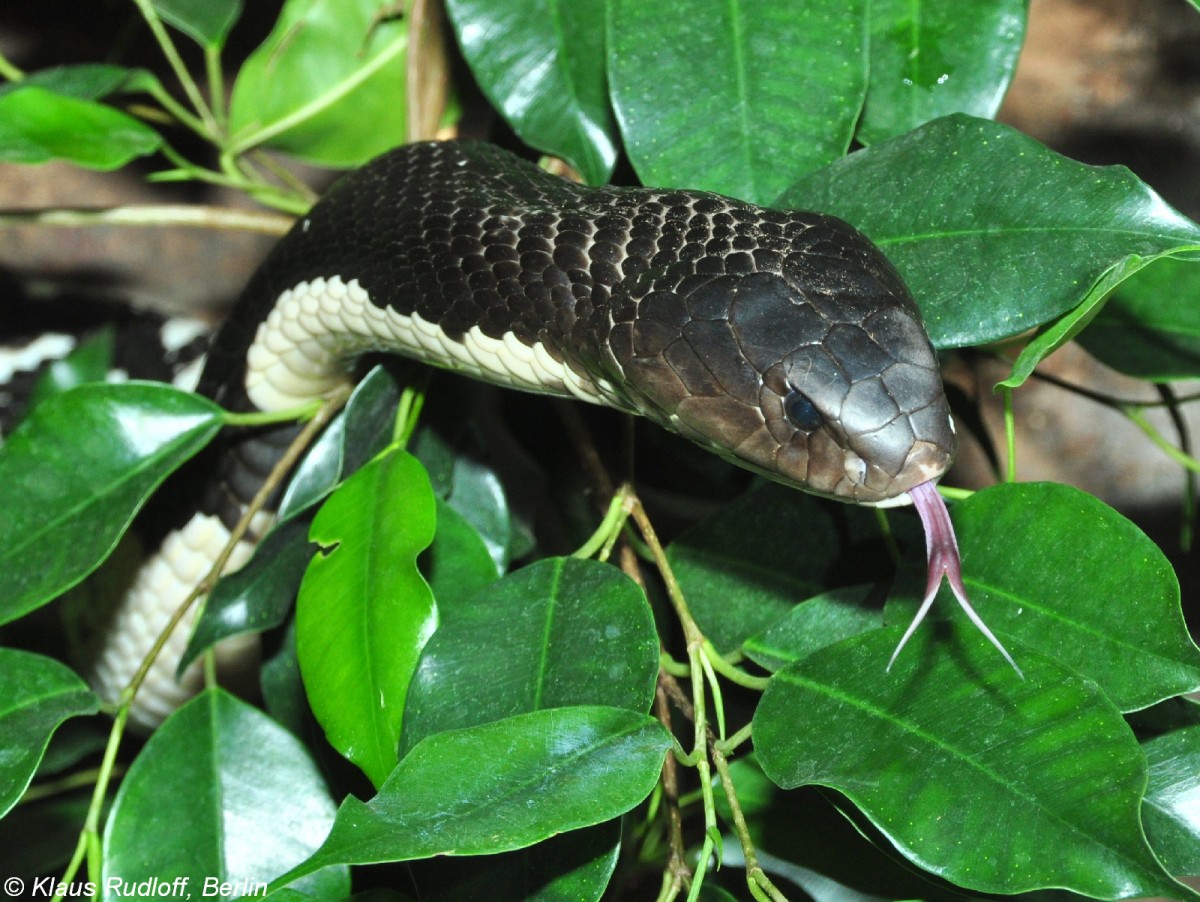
[88,140,1017,729]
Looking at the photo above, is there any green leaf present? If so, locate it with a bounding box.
[445,0,616,184]
[153,0,243,48]
[423,498,500,609]
[182,369,403,674]
[0,86,163,169]
[178,516,312,676]
[102,689,347,901]
[296,447,438,787]
[400,557,658,753]
[446,453,513,569]
[667,482,898,652]
[0,787,93,878]
[742,585,884,672]
[406,820,620,901]
[858,0,1026,144]
[609,0,867,204]
[715,759,954,900]
[28,327,114,411]
[0,64,150,101]
[777,114,1200,349]
[0,649,98,819]
[1141,723,1200,876]
[278,365,401,519]
[275,707,669,882]
[753,625,1189,899]
[260,620,310,740]
[1079,255,1200,381]
[0,383,222,625]
[998,252,1150,389]
[228,0,408,166]
[887,483,1200,712]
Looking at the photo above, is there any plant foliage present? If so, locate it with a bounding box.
[2,1,1200,900]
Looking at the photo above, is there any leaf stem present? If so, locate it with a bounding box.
[701,641,770,691]
[130,0,220,136]
[720,722,754,753]
[20,765,125,804]
[393,381,427,447]
[711,745,788,902]
[57,387,349,888]
[54,705,128,900]
[141,77,209,137]
[0,49,25,81]
[1123,406,1200,474]
[205,46,226,125]
[223,398,328,427]
[573,485,633,560]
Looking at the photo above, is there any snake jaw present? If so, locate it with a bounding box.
[888,481,1022,676]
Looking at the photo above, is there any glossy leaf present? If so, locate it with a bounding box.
[998,251,1148,389]
[178,516,312,676]
[229,0,408,166]
[0,788,92,878]
[0,86,162,169]
[296,447,438,787]
[754,625,1188,899]
[715,759,953,900]
[276,707,669,881]
[423,498,500,609]
[278,365,401,519]
[406,820,620,901]
[742,585,884,672]
[153,0,242,48]
[102,689,347,901]
[858,0,1026,144]
[0,649,97,819]
[778,114,1200,349]
[446,453,513,569]
[183,368,403,675]
[400,557,658,753]
[0,383,222,625]
[1079,255,1200,381]
[667,482,898,652]
[445,0,616,184]
[260,620,309,740]
[28,327,114,410]
[886,483,1200,711]
[1141,724,1200,876]
[609,0,866,204]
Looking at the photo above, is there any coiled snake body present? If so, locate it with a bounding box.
[91,141,1007,729]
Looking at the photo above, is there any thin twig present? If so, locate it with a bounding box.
[0,205,293,235]
[711,745,788,902]
[654,678,691,901]
[54,387,350,899]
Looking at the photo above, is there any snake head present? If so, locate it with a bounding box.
[615,212,955,505]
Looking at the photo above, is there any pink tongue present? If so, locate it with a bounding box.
[888,481,1021,675]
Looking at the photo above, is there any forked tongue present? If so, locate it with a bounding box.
[888,481,1022,676]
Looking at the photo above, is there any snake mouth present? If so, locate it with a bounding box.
[833,437,954,506]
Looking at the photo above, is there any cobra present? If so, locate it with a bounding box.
[89,140,1017,729]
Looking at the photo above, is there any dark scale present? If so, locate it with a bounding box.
[196,140,953,517]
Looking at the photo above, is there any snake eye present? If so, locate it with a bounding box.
[783,389,823,433]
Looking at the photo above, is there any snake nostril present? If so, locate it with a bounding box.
[843,450,868,485]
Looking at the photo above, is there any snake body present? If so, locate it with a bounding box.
[91,141,966,727]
